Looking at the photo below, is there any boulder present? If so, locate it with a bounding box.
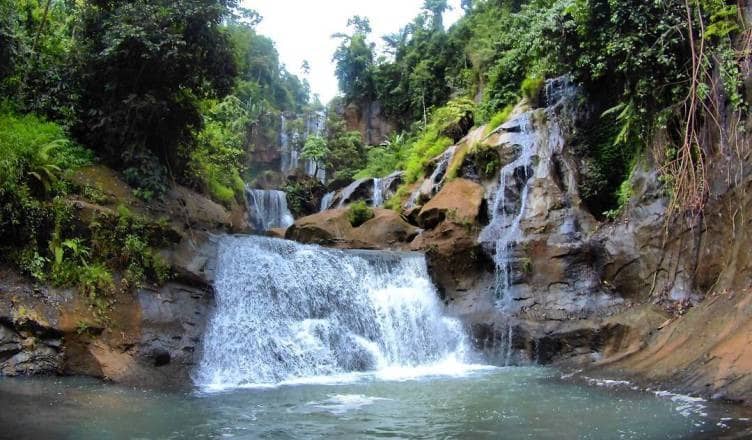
[330,178,372,208]
[286,208,419,250]
[418,178,485,229]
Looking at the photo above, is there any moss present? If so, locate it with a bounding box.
[347,200,375,227]
[446,142,470,180]
[384,185,410,211]
[466,142,501,180]
[520,75,544,102]
[484,105,514,135]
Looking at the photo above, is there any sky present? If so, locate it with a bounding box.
[243,0,463,103]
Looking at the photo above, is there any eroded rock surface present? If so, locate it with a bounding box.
[286,208,419,250]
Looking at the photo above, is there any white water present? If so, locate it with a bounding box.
[245,188,294,232]
[280,115,299,175]
[320,191,335,212]
[280,112,326,182]
[196,236,479,390]
[372,178,383,207]
[407,146,457,208]
[478,113,536,310]
[305,111,327,183]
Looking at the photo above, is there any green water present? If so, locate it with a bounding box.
[0,367,749,439]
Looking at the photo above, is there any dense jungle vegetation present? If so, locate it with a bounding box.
[332,0,747,217]
[0,0,312,313]
[0,0,748,313]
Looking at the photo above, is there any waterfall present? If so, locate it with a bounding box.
[406,146,457,208]
[280,115,299,175]
[305,110,327,183]
[478,113,536,309]
[320,191,335,212]
[477,78,576,365]
[372,178,383,207]
[196,236,474,389]
[246,188,294,232]
[337,179,367,208]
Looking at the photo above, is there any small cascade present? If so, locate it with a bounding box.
[246,188,295,232]
[279,115,299,175]
[478,113,536,309]
[320,191,335,212]
[407,146,457,208]
[196,237,474,388]
[305,110,327,183]
[478,77,579,366]
[372,178,383,207]
[337,179,367,208]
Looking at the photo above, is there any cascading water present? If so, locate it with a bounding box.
[372,178,383,207]
[406,146,457,208]
[304,111,327,183]
[320,191,335,212]
[279,115,299,175]
[196,236,474,389]
[245,188,295,232]
[478,78,576,365]
[478,113,536,310]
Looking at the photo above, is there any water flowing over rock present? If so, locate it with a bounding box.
[278,112,326,182]
[195,236,472,388]
[335,178,372,208]
[407,146,458,208]
[319,191,335,212]
[279,114,299,175]
[245,188,294,232]
[479,113,537,310]
[373,178,384,207]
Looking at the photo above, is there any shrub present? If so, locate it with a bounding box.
[0,110,92,273]
[347,200,374,227]
[186,96,248,206]
[520,75,544,102]
[484,105,514,135]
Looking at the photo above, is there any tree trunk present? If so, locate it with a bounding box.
[422,92,427,130]
[32,0,52,55]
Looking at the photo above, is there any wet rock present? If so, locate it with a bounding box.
[330,178,372,208]
[418,179,485,229]
[1,346,62,376]
[0,325,22,359]
[286,208,419,250]
[266,228,287,239]
[163,232,220,289]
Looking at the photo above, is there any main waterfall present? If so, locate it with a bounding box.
[196,236,476,389]
[246,188,294,232]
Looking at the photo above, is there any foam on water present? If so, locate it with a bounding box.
[195,236,480,391]
[309,394,392,415]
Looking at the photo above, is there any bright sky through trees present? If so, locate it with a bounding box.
[245,0,463,102]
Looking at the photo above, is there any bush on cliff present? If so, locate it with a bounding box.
[347,201,375,227]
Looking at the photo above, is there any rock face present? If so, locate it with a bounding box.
[286,208,420,250]
[417,178,485,229]
[342,100,395,146]
[329,173,404,209]
[0,165,238,389]
[0,231,220,389]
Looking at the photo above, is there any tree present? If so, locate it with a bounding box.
[333,16,376,102]
[75,0,239,195]
[422,0,450,30]
[323,105,366,182]
[301,135,329,176]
